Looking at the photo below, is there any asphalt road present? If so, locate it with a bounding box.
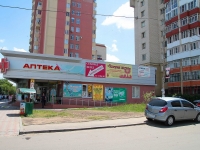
[0,120,200,150]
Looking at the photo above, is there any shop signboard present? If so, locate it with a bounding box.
[106,63,132,79]
[138,66,150,77]
[93,84,103,101]
[105,87,127,103]
[63,83,82,97]
[85,62,105,78]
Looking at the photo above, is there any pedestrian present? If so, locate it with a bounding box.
[41,93,46,108]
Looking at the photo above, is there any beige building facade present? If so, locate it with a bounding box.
[130,0,166,96]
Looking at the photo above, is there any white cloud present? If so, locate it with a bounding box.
[1,47,8,50]
[13,47,28,52]
[0,39,5,43]
[111,43,118,52]
[102,2,134,29]
[106,54,120,62]
[113,40,117,43]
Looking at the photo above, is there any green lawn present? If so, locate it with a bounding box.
[90,104,146,112]
[26,104,146,118]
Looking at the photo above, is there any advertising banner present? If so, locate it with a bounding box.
[85,62,106,78]
[63,83,82,97]
[106,63,132,79]
[93,84,103,101]
[105,87,127,103]
[138,66,150,77]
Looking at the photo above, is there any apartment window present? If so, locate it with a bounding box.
[71,27,74,32]
[72,2,76,7]
[65,30,69,35]
[66,21,69,25]
[93,30,96,34]
[70,35,74,40]
[77,3,81,8]
[64,49,68,54]
[75,53,79,58]
[37,10,41,15]
[38,2,42,6]
[188,0,197,10]
[141,0,144,7]
[141,11,145,17]
[182,44,188,51]
[76,18,80,24]
[71,17,75,23]
[36,18,41,24]
[160,19,164,25]
[160,8,165,14]
[141,32,146,38]
[142,43,146,49]
[191,56,199,65]
[76,27,80,32]
[171,21,178,30]
[189,14,198,24]
[92,38,95,43]
[70,44,74,49]
[132,86,140,98]
[75,44,80,50]
[69,53,73,57]
[180,4,187,13]
[76,36,80,41]
[183,58,189,66]
[67,3,70,8]
[72,10,75,15]
[141,21,145,28]
[34,46,38,50]
[181,17,188,26]
[181,30,188,39]
[76,11,81,16]
[189,28,197,36]
[66,12,70,16]
[64,39,68,44]
[142,54,146,61]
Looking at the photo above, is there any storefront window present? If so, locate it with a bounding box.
[82,84,92,98]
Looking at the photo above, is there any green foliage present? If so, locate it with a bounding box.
[0,79,16,95]
[166,93,200,103]
[143,91,155,103]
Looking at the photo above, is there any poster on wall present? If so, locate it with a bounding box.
[63,83,82,97]
[105,87,127,103]
[106,63,132,79]
[93,84,103,101]
[138,66,150,77]
[165,67,170,78]
[85,62,106,78]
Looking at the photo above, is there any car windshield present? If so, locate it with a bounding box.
[148,99,167,106]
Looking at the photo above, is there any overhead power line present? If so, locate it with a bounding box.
[0,4,159,20]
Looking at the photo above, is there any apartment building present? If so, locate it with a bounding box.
[130,0,166,96]
[29,0,105,60]
[165,0,200,95]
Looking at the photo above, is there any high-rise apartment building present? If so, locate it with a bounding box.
[130,0,166,96]
[165,0,200,95]
[131,0,200,96]
[29,0,106,60]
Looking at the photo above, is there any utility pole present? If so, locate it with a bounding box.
[162,6,166,97]
[177,0,183,95]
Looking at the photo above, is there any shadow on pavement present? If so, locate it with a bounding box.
[145,119,199,128]
[6,114,20,117]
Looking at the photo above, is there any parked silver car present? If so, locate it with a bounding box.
[145,97,200,126]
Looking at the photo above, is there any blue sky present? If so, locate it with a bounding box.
[0,0,135,79]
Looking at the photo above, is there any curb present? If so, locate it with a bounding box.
[19,122,146,135]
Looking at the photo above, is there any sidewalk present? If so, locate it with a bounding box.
[20,117,147,135]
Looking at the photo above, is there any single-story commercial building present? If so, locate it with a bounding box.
[0,50,156,108]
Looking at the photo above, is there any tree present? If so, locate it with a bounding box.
[0,79,16,95]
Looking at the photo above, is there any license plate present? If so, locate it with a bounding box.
[147,113,155,118]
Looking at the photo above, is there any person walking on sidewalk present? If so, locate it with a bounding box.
[41,93,46,108]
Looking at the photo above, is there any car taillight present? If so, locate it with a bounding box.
[159,107,168,113]
[197,103,200,107]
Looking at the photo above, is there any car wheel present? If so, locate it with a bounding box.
[195,113,200,122]
[165,116,174,126]
[146,118,153,121]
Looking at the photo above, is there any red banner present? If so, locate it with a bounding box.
[85,62,105,78]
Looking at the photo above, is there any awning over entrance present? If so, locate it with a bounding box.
[17,88,36,94]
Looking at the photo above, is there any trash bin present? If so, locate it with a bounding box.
[25,102,33,115]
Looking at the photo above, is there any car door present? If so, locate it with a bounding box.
[170,100,184,120]
[181,100,197,120]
